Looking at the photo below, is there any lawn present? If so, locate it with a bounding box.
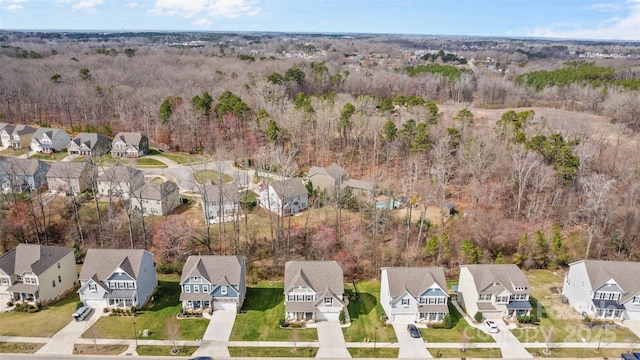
[0,292,79,337]
[136,345,199,356]
[229,346,318,357]
[0,148,27,156]
[429,347,503,358]
[194,169,233,184]
[73,344,128,355]
[154,151,194,164]
[83,276,208,340]
[136,158,167,168]
[0,342,44,353]
[30,152,69,161]
[342,280,397,342]
[348,347,399,358]
[230,282,318,342]
[526,347,632,358]
[419,301,495,343]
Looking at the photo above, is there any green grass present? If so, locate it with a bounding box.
[83,276,208,340]
[136,345,199,356]
[73,344,128,355]
[0,148,27,156]
[526,347,631,358]
[348,347,399,358]
[194,169,233,184]
[230,283,318,342]
[229,346,318,357]
[0,292,79,337]
[429,347,503,358]
[343,280,397,342]
[0,342,44,353]
[419,301,495,343]
[155,152,193,164]
[30,152,69,161]
[136,158,167,168]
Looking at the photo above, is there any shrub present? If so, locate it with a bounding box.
[76,302,85,310]
[339,310,346,324]
[6,301,13,306]
[474,312,483,322]
[443,314,454,329]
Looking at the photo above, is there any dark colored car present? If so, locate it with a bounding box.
[407,324,421,338]
[189,357,213,360]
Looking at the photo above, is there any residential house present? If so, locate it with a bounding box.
[46,161,94,196]
[562,260,640,320]
[67,133,111,156]
[111,132,149,158]
[30,128,71,153]
[131,179,180,216]
[380,267,449,323]
[179,255,246,312]
[284,260,345,322]
[201,183,239,224]
[78,249,157,309]
[97,165,144,198]
[0,157,50,192]
[0,123,8,146]
[306,163,348,197]
[0,124,37,149]
[259,178,308,216]
[343,178,376,202]
[0,244,77,306]
[458,264,532,320]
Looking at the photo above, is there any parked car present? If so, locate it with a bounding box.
[407,324,421,338]
[72,306,92,321]
[484,320,499,333]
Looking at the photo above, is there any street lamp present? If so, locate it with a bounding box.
[374,326,378,357]
[133,321,138,347]
[597,323,604,351]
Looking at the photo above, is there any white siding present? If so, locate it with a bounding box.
[135,251,157,307]
[380,269,392,320]
[561,262,594,316]
[458,266,480,318]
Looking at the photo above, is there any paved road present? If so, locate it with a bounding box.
[35,307,106,355]
[190,308,237,358]
[392,323,433,359]
[316,321,351,358]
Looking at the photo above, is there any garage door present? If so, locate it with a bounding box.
[83,299,106,308]
[393,313,416,323]
[316,311,340,322]
[214,301,237,311]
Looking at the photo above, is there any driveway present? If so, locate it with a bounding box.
[191,308,236,358]
[489,321,532,359]
[392,323,432,359]
[35,306,106,355]
[316,321,351,358]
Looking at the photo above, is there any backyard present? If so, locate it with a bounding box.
[0,292,79,337]
[342,280,397,343]
[82,275,208,340]
[230,282,318,342]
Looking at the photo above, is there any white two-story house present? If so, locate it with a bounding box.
[0,124,36,149]
[562,260,640,320]
[78,249,157,309]
[284,260,344,323]
[201,183,240,224]
[259,178,308,216]
[0,244,77,307]
[97,165,144,198]
[179,255,246,312]
[30,128,71,153]
[458,264,532,320]
[380,267,449,323]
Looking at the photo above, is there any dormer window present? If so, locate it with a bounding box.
[221,286,227,295]
[324,297,333,306]
[89,283,97,292]
[401,298,410,307]
[192,276,200,282]
[479,294,491,301]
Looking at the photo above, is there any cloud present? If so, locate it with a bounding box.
[528,0,640,40]
[586,3,621,12]
[3,0,26,11]
[71,0,103,12]
[124,1,140,8]
[150,0,260,25]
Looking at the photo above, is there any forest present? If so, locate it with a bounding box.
[1,31,640,280]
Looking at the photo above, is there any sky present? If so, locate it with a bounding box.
[0,0,639,41]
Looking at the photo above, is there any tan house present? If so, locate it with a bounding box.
[131,179,180,216]
[0,124,37,149]
[0,244,77,306]
[46,161,94,196]
[306,163,348,197]
[97,165,144,198]
[67,133,112,156]
[111,132,149,158]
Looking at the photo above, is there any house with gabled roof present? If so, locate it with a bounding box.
[201,183,240,224]
[0,157,50,192]
[458,264,532,320]
[0,124,36,149]
[562,260,640,320]
[131,179,180,216]
[30,128,71,153]
[179,255,246,312]
[380,267,449,323]
[46,161,94,196]
[284,260,344,322]
[67,133,111,156]
[259,178,308,216]
[78,249,157,309]
[0,244,77,307]
[97,165,144,198]
[111,132,149,158]
[306,163,348,196]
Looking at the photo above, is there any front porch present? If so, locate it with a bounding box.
[180,293,212,312]
[105,289,136,308]
[6,283,39,305]
[419,312,446,323]
[593,300,626,320]
[507,301,533,318]
[286,311,314,323]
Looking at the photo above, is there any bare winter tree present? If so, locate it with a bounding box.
[578,173,617,259]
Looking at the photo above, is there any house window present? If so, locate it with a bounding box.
[52,280,56,287]
[58,275,62,283]
[478,294,491,301]
[194,285,200,293]
[127,282,135,289]
[203,285,209,293]
[0,277,9,286]
[511,294,528,301]
[58,262,60,269]
[419,297,426,304]
[25,276,37,285]
[89,283,97,292]
[401,298,410,307]
[192,276,199,282]
[496,296,509,303]
[324,297,333,306]
[305,295,313,301]
[634,296,640,304]
[288,295,295,302]
[184,285,191,293]
[221,286,227,295]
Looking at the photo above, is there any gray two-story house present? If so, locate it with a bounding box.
[67,133,111,156]
[111,132,149,158]
[179,255,246,312]
[458,264,532,320]
[0,157,50,192]
[259,178,309,216]
[201,183,240,224]
[30,128,71,153]
[380,267,449,323]
[97,165,144,198]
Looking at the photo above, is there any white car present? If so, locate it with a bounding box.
[484,320,499,333]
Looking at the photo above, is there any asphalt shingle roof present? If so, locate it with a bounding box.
[79,249,150,281]
[180,255,245,285]
[0,244,72,276]
[462,264,530,294]
[383,267,448,298]
[284,261,343,294]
